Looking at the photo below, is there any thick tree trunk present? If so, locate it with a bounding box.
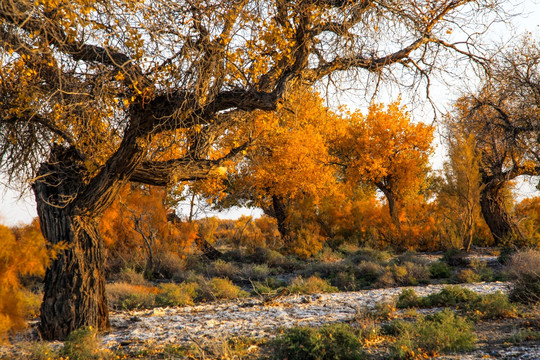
[272,195,290,241]
[33,147,109,340]
[480,182,523,246]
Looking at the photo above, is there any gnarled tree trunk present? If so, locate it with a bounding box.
[33,147,109,340]
[480,181,523,246]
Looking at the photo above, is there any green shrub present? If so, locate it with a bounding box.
[60,327,112,360]
[155,282,198,307]
[396,289,421,309]
[288,276,338,294]
[472,292,517,320]
[390,310,476,359]
[355,261,384,286]
[507,249,540,305]
[396,287,516,320]
[272,323,365,360]
[429,261,452,279]
[508,329,540,344]
[331,271,358,291]
[421,286,480,307]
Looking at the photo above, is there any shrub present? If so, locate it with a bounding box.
[106,282,159,310]
[113,267,148,285]
[155,282,198,307]
[472,292,517,320]
[429,261,452,279]
[349,248,391,265]
[507,249,540,304]
[396,289,421,309]
[209,260,241,281]
[60,326,112,360]
[239,263,270,281]
[288,276,338,294]
[390,310,476,359]
[355,261,384,286]
[206,278,249,300]
[391,262,430,286]
[272,323,365,360]
[155,252,186,279]
[442,249,470,267]
[331,271,358,291]
[421,286,480,308]
[457,269,482,283]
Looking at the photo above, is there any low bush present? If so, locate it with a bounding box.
[239,263,270,281]
[421,286,479,307]
[395,287,517,320]
[472,292,517,320]
[198,278,249,300]
[355,261,384,286]
[288,276,338,294]
[457,268,482,283]
[390,262,430,286]
[507,249,540,305]
[113,267,148,285]
[396,289,422,309]
[209,259,242,281]
[60,326,112,360]
[331,271,358,291]
[390,309,476,359]
[272,323,365,360]
[155,282,198,307]
[442,249,470,267]
[349,248,391,265]
[106,282,159,310]
[429,261,452,279]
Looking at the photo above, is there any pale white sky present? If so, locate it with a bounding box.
[1,1,539,226]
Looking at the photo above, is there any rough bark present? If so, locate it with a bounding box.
[480,181,524,246]
[33,147,109,340]
[272,195,290,242]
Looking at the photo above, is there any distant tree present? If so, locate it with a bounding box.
[335,102,435,232]
[0,0,506,338]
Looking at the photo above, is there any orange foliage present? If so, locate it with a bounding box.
[0,220,60,343]
[100,185,197,274]
[338,101,434,203]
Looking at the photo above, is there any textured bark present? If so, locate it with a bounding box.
[272,195,290,241]
[480,182,524,246]
[33,147,109,340]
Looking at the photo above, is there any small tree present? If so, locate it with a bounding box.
[438,132,484,251]
[335,102,434,234]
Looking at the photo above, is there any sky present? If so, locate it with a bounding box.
[1,1,539,226]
